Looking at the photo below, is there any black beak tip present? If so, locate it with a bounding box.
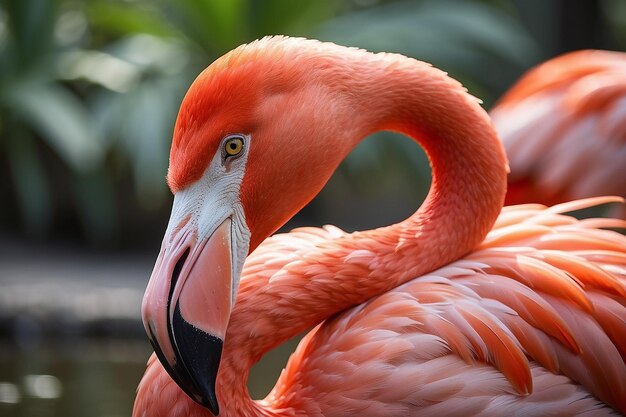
[199,388,220,416]
[171,303,224,415]
[192,367,219,415]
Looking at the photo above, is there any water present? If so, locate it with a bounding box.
[0,340,151,417]
[0,334,304,417]
[0,239,304,416]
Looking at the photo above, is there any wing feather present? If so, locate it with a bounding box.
[263,200,626,415]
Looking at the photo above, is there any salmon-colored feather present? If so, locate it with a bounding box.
[456,273,580,352]
[264,206,626,415]
[136,201,626,416]
[134,38,626,417]
[491,50,626,216]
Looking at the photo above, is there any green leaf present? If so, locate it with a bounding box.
[120,76,183,206]
[3,124,52,236]
[159,0,247,54]
[317,0,540,98]
[72,168,118,246]
[4,0,56,69]
[248,0,336,38]
[85,1,177,39]
[89,74,185,207]
[5,82,103,172]
[57,49,141,93]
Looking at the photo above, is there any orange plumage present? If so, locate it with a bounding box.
[491,50,626,217]
[134,37,626,417]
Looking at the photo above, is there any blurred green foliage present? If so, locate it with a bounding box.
[0,0,623,247]
[0,0,341,246]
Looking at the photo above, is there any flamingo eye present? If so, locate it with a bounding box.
[223,136,244,158]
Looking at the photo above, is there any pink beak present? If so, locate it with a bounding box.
[141,217,233,415]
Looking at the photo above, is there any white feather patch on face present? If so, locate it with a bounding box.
[165,134,251,304]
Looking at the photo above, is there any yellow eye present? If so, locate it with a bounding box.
[224,136,244,157]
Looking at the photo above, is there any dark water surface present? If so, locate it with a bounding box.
[0,336,302,417]
[0,238,305,416]
[0,340,151,417]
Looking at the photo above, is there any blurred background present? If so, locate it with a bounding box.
[0,0,624,415]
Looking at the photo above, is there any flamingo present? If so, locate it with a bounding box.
[490,50,626,218]
[133,37,626,417]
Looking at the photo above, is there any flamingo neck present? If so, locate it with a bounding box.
[216,53,508,417]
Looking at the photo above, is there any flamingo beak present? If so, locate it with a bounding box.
[141,217,234,415]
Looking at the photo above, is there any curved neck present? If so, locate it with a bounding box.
[217,53,508,417]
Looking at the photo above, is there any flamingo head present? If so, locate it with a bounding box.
[140,37,366,414]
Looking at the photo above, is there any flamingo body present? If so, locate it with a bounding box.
[490,50,626,216]
[133,38,626,417]
[265,200,626,416]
